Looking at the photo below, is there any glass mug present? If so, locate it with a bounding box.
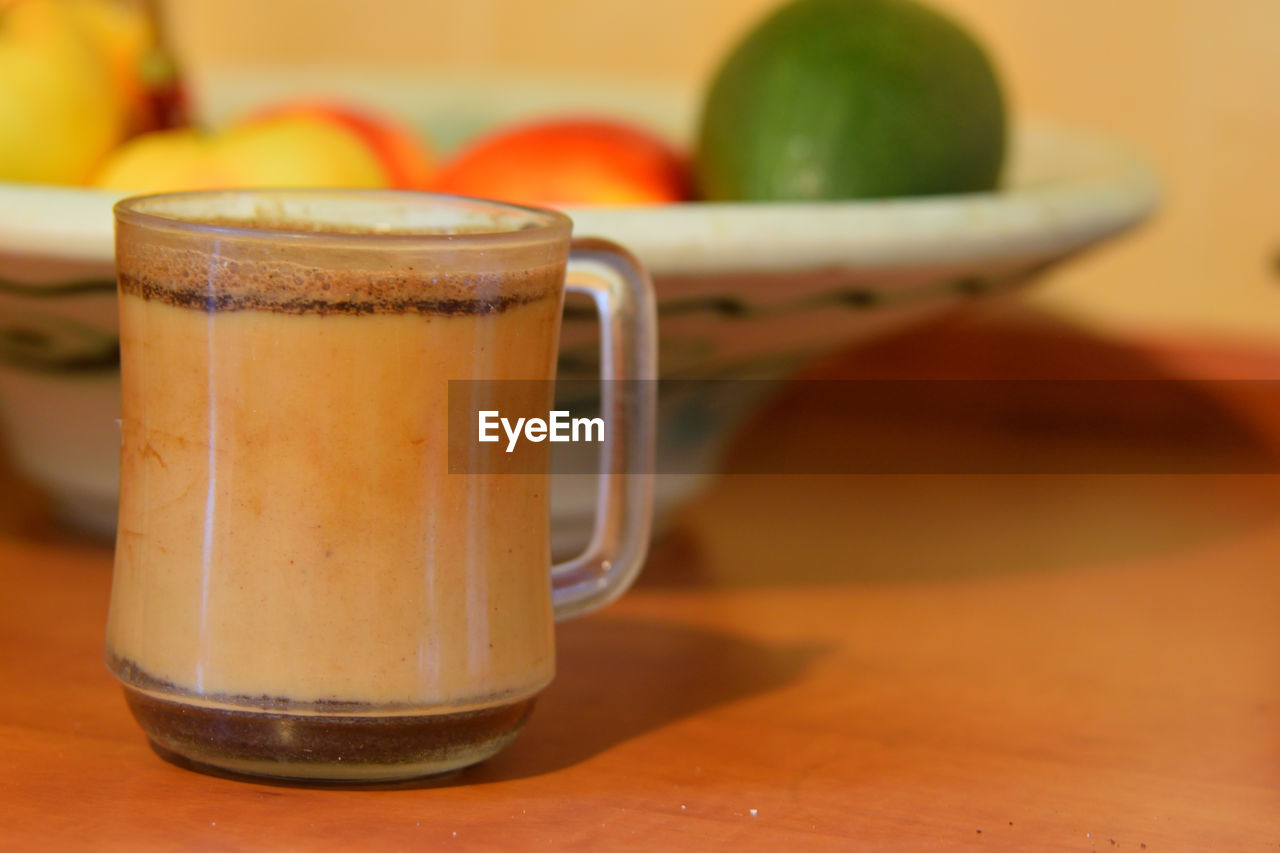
[105,190,655,782]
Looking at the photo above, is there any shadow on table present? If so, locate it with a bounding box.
[153,611,823,791]
[643,309,1280,587]
[461,615,826,783]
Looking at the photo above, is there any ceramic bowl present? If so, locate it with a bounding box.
[0,116,1157,541]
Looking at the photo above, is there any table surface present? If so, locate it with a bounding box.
[3,309,1279,851]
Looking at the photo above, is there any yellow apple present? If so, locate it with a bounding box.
[0,0,126,183]
[61,0,165,134]
[252,101,436,189]
[93,114,392,192]
[90,127,222,190]
[218,114,390,187]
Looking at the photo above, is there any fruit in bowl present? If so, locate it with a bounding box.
[58,0,182,135]
[0,0,1160,542]
[697,0,1007,201]
[0,0,127,184]
[93,110,411,192]
[0,0,185,184]
[250,101,436,190]
[92,100,436,193]
[434,117,689,206]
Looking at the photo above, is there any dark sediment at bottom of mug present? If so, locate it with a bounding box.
[123,687,537,784]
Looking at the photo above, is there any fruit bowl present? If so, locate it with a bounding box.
[0,95,1157,542]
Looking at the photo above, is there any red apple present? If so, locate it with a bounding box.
[433,117,691,207]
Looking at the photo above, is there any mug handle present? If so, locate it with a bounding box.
[551,238,658,621]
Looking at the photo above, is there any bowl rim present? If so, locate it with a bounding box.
[0,120,1159,276]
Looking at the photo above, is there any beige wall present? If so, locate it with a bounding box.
[164,0,1280,343]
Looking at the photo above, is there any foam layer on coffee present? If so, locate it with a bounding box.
[117,238,564,316]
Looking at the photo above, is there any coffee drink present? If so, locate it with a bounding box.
[107,217,567,780]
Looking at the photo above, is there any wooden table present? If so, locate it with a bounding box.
[3,310,1279,850]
